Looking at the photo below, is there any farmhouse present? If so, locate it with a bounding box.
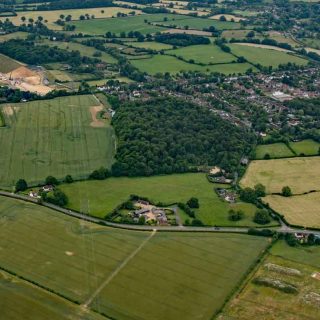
[215,188,237,203]
[131,200,168,225]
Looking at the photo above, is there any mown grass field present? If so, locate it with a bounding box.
[240,157,320,194]
[9,7,142,29]
[0,196,269,320]
[41,40,117,64]
[60,173,277,227]
[219,240,320,320]
[289,139,320,156]
[228,43,308,67]
[0,270,106,320]
[0,53,23,73]
[131,54,254,74]
[264,192,320,228]
[167,44,236,64]
[255,143,294,159]
[125,41,174,50]
[0,95,115,189]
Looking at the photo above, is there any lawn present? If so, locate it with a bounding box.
[0,53,23,73]
[167,44,236,64]
[40,40,117,64]
[0,95,115,189]
[289,139,320,156]
[220,240,320,320]
[131,54,254,74]
[0,270,106,320]
[0,195,269,320]
[264,192,320,228]
[125,41,174,50]
[240,157,320,194]
[60,173,276,227]
[255,143,295,159]
[70,14,172,35]
[228,43,308,67]
[8,7,142,29]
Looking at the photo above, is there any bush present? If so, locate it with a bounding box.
[187,197,199,208]
[15,179,27,192]
[191,219,203,226]
[253,209,271,225]
[64,175,73,183]
[89,167,111,180]
[178,203,195,218]
[228,209,244,221]
[42,189,68,207]
[282,186,292,197]
[45,175,59,186]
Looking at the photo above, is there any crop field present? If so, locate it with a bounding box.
[0,53,23,73]
[0,270,106,320]
[40,40,117,64]
[0,195,269,320]
[255,143,294,159]
[0,95,115,189]
[289,139,320,156]
[70,14,174,35]
[131,54,254,74]
[264,192,320,228]
[125,41,174,50]
[167,44,236,64]
[228,43,308,67]
[8,7,143,29]
[60,173,277,227]
[219,240,320,320]
[241,157,320,194]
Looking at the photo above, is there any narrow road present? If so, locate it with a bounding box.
[0,190,319,236]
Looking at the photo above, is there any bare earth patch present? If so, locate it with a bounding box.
[65,251,75,256]
[236,42,292,52]
[90,105,105,127]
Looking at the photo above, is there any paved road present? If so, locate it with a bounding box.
[0,190,319,236]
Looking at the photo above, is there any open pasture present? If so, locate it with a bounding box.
[219,240,320,320]
[241,157,320,194]
[0,95,115,189]
[289,139,320,156]
[0,195,269,320]
[125,41,174,50]
[221,29,257,39]
[167,44,236,64]
[0,31,29,42]
[228,43,308,67]
[8,7,142,29]
[264,192,320,228]
[131,54,254,75]
[0,53,23,73]
[254,143,294,159]
[60,173,276,227]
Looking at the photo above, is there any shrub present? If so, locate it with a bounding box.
[187,197,199,208]
[282,186,292,197]
[15,179,27,192]
[228,209,244,221]
[253,209,271,225]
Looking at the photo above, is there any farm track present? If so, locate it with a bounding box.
[0,190,319,236]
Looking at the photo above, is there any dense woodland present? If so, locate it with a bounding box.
[111,97,255,176]
[154,34,210,47]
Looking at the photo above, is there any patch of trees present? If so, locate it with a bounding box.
[41,189,68,206]
[240,184,266,203]
[15,179,28,192]
[228,209,244,221]
[253,209,271,225]
[111,97,255,176]
[154,33,210,47]
[0,87,38,103]
[285,98,320,120]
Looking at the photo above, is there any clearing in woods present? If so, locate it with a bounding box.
[0,195,269,320]
[0,95,115,189]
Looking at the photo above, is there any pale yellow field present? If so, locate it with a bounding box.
[9,7,142,29]
[264,192,320,228]
[240,157,320,194]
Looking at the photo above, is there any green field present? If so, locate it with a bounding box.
[60,173,277,227]
[70,14,173,35]
[220,240,320,320]
[167,44,236,64]
[241,157,320,194]
[255,143,294,159]
[0,53,23,73]
[0,31,29,42]
[126,41,174,50]
[228,43,308,67]
[131,54,254,74]
[264,192,320,228]
[0,195,269,320]
[41,40,117,64]
[289,139,320,156]
[0,95,115,189]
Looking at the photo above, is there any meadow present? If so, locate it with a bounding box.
[0,195,269,320]
[264,192,320,228]
[219,240,320,320]
[8,7,143,29]
[0,95,115,189]
[60,173,276,227]
[228,43,308,67]
[125,41,173,50]
[0,53,23,73]
[131,54,254,75]
[167,44,236,64]
[289,139,320,156]
[0,31,29,42]
[254,143,294,159]
[240,157,320,194]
